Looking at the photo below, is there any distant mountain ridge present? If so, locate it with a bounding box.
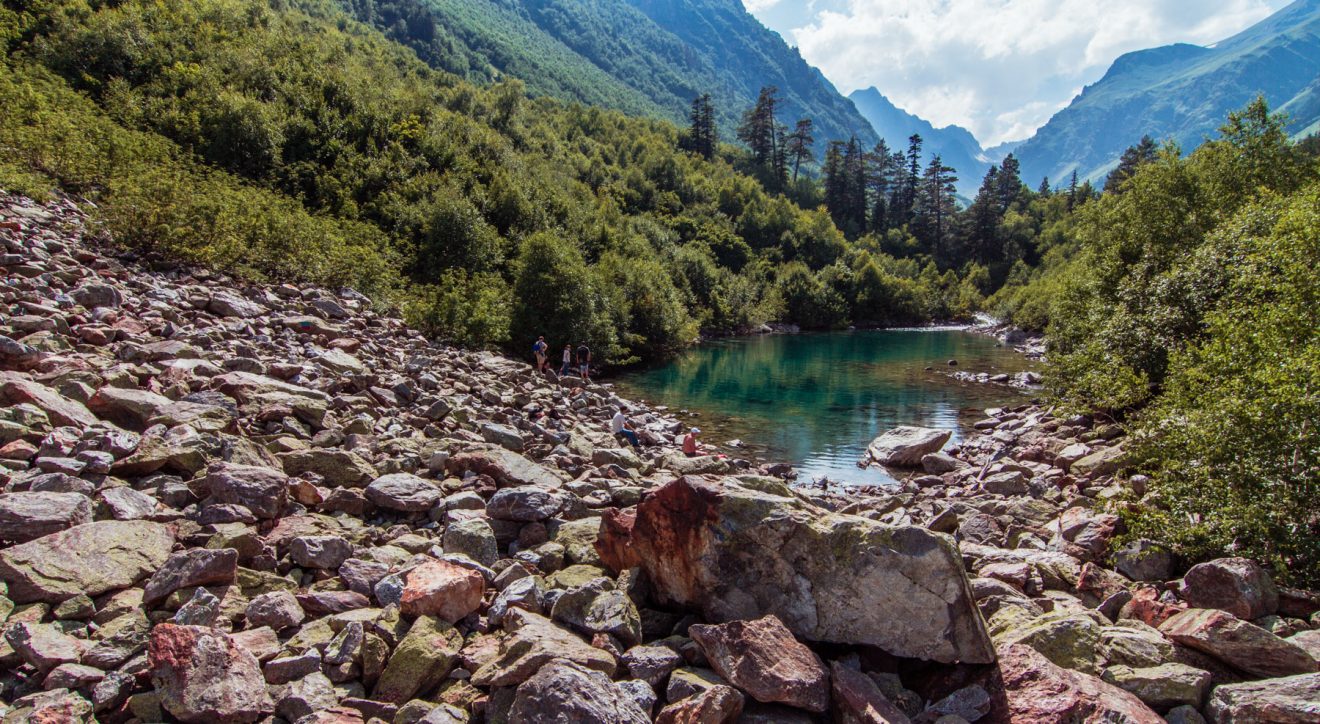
[1013,0,1320,186]
[848,87,1009,196]
[342,0,878,147]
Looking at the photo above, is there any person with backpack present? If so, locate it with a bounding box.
[576,341,592,383]
[532,336,548,373]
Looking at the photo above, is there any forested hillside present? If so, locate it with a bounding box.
[0,0,1006,372]
[338,0,879,147]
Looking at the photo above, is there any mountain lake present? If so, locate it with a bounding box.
[614,329,1038,486]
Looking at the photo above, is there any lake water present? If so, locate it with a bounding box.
[614,329,1036,485]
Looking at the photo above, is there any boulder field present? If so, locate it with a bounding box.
[1,190,1318,723]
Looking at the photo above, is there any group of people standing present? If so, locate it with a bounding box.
[532,336,592,382]
[531,336,704,456]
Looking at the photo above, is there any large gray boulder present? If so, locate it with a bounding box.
[508,659,650,724]
[628,476,994,664]
[0,520,174,603]
[865,426,951,467]
[365,473,442,512]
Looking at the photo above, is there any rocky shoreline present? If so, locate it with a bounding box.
[1,190,1318,724]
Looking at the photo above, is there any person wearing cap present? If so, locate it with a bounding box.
[611,406,640,448]
[682,427,702,457]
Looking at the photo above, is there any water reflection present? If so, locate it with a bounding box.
[615,330,1034,485]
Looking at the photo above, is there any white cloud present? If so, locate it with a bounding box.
[783,0,1289,145]
[742,0,784,13]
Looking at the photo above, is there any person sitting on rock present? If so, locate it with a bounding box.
[611,406,640,449]
[682,427,702,457]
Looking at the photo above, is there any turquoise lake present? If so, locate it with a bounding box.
[614,329,1036,485]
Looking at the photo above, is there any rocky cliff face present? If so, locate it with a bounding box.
[0,192,1317,722]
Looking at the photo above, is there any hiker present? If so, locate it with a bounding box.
[532,335,548,372]
[576,341,592,382]
[611,406,640,448]
[559,344,572,377]
[682,427,702,457]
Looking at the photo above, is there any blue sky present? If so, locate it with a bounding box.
[745,0,1293,146]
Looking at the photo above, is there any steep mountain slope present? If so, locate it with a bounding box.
[1014,0,1320,185]
[341,0,878,146]
[849,87,992,196]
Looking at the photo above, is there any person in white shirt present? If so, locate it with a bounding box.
[611,407,640,448]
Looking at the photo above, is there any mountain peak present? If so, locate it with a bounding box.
[1014,0,1320,186]
[848,87,988,195]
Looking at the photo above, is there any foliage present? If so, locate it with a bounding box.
[3,0,988,367]
[1122,183,1320,585]
[1048,99,1309,411]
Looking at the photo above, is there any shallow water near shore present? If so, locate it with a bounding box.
[615,329,1037,485]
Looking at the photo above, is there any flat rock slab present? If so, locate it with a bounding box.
[631,476,994,664]
[1159,608,1318,679]
[471,610,617,687]
[866,426,951,467]
[447,447,562,488]
[0,520,174,603]
[0,375,99,428]
[365,473,442,512]
[989,643,1162,723]
[0,491,93,542]
[1205,672,1320,723]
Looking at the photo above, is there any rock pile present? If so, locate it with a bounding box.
[1,190,1318,724]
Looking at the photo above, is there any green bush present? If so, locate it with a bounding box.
[1123,184,1320,585]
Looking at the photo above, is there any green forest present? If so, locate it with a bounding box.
[0,0,1030,369]
[2,0,1318,583]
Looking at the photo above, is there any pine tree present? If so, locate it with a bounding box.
[685,94,718,160]
[1037,176,1051,196]
[1104,134,1158,193]
[994,154,1023,212]
[785,118,815,183]
[738,86,781,169]
[914,155,958,262]
[966,166,1001,265]
[866,140,894,231]
[822,140,847,223]
[899,133,923,226]
[1066,170,1079,210]
[841,136,868,235]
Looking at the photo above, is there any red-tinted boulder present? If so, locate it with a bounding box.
[596,508,640,573]
[399,559,486,622]
[1159,608,1317,678]
[986,643,1162,723]
[688,615,830,713]
[148,624,273,723]
[1179,557,1279,620]
[655,685,745,724]
[830,661,911,723]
